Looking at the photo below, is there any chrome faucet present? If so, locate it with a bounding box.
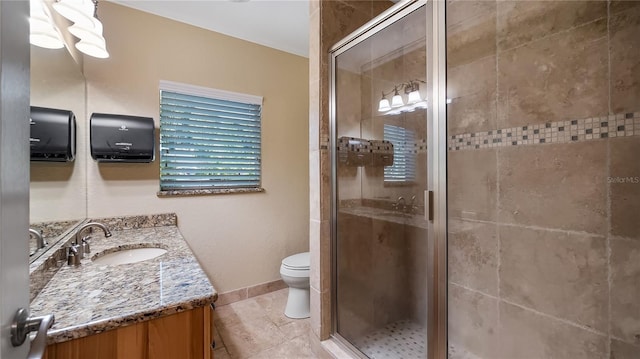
[392,196,406,212]
[29,228,46,250]
[72,222,112,260]
[409,195,418,214]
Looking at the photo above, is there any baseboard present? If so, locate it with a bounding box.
[216,279,287,306]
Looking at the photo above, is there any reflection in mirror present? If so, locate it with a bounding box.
[30,45,87,262]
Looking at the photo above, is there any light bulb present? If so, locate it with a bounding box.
[378,98,391,112]
[407,90,421,104]
[391,93,404,108]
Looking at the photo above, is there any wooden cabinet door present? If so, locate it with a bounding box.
[45,321,147,359]
[46,306,213,359]
[148,307,207,359]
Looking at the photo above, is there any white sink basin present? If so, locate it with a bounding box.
[92,248,167,266]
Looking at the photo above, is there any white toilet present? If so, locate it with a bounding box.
[280,252,310,319]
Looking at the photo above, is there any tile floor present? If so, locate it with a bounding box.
[353,320,425,359]
[213,288,317,359]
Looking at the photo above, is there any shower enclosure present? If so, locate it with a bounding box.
[329,0,639,358]
[330,1,640,359]
[329,2,444,357]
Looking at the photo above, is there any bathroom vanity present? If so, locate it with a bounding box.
[29,214,218,359]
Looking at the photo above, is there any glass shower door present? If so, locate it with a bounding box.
[330,2,429,358]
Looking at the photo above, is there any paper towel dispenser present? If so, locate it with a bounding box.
[30,106,76,162]
[90,113,155,162]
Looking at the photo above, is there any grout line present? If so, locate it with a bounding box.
[450,281,501,301]
[450,216,608,239]
[607,0,613,117]
[606,1,613,353]
[495,116,503,357]
[449,52,497,73]
[449,282,609,339]
[497,14,608,54]
[495,9,503,353]
[501,297,609,338]
[610,335,640,346]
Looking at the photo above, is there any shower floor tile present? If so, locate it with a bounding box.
[353,320,426,359]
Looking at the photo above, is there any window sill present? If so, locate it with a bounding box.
[157,187,265,197]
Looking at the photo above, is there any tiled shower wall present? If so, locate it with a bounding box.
[447,1,640,358]
[308,0,394,354]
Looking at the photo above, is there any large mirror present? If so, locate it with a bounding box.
[29,44,87,262]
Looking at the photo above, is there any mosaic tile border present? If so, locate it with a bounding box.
[448,112,640,151]
[337,136,428,155]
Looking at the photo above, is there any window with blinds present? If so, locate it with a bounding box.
[159,81,263,191]
[383,124,416,183]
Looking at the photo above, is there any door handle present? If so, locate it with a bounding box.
[11,307,55,359]
[425,190,434,222]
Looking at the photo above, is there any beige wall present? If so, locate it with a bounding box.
[30,46,87,224]
[83,3,309,293]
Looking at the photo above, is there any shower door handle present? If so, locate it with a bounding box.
[424,190,434,222]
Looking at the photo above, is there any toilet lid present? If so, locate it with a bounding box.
[282,252,310,270]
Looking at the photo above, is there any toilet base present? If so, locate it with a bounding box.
[284,287,310,319]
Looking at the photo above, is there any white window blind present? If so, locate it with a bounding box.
[383,124,416,182]
[159,81,262,191]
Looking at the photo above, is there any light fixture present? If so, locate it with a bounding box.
[52,0,94,26]
[30,19,65,49]
[377,79,434,115]
[378,92,391,112]
[29,0,110,58]
[30,0,65,49]
[62,0,110,59]
[391,87,404,108]
[72,17,109,58]
[407,82,421,104]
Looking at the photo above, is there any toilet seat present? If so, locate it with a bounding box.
[281,252,310,270]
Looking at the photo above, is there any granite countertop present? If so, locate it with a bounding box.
[29,222,217,344]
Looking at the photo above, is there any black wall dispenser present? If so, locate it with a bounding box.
[30,106,76,162]
[90,113,155,162]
